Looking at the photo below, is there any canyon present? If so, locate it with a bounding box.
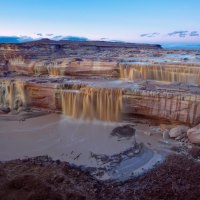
[0,39,200,124]
[0,39,200,182]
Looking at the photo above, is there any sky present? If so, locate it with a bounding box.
[0,0,200,43]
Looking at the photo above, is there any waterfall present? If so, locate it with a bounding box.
[61,87,123,121]
[120,64,200,84]
[0,80,27,110]
[47,66,66,76]
[47,67,61,76]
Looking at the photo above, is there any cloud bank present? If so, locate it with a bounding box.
[140,33,160,38]
[0,30,199,44]
[168,31,189,37]
[139,31,200,42]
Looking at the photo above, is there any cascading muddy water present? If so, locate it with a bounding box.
[47,60,69,77]
[61,87,123,121]
[0,80,27,111]
[47,66,67,77]
[47,67,60,76]
[120,64,200,84]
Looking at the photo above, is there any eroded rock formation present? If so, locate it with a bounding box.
[187,124,200,144]
[0,39,200,125]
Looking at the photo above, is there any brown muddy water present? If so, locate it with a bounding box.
[0,111,177,180]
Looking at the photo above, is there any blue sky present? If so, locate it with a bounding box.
[0,0,200,43]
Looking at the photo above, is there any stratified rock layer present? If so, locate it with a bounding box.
[124,89,200,124]
[0,77,200,124]
[0,39,200,124]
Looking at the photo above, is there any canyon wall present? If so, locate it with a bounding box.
[124,90,200,125]
[0,39,200,125]
[1,79,200,124]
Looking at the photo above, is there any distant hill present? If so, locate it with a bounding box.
[0,37,162,49]
[0,36,33,43]
[0,36,88,44]
[162,43,200,50]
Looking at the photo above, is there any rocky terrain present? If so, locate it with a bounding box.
[0,152,200,200]
[0,39,200,199]
[1,40,200,125]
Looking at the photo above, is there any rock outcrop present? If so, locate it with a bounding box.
[187,124,200,144]
[124,90,200,125]
[169,125,189,138]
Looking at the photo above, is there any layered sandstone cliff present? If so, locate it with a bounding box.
[0,39,200,125]
[1,77,200,124]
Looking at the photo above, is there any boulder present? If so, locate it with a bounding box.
[187,124,200,144]
[111,125,135,138]
[169,125,189,138]
[175,133,186,140]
